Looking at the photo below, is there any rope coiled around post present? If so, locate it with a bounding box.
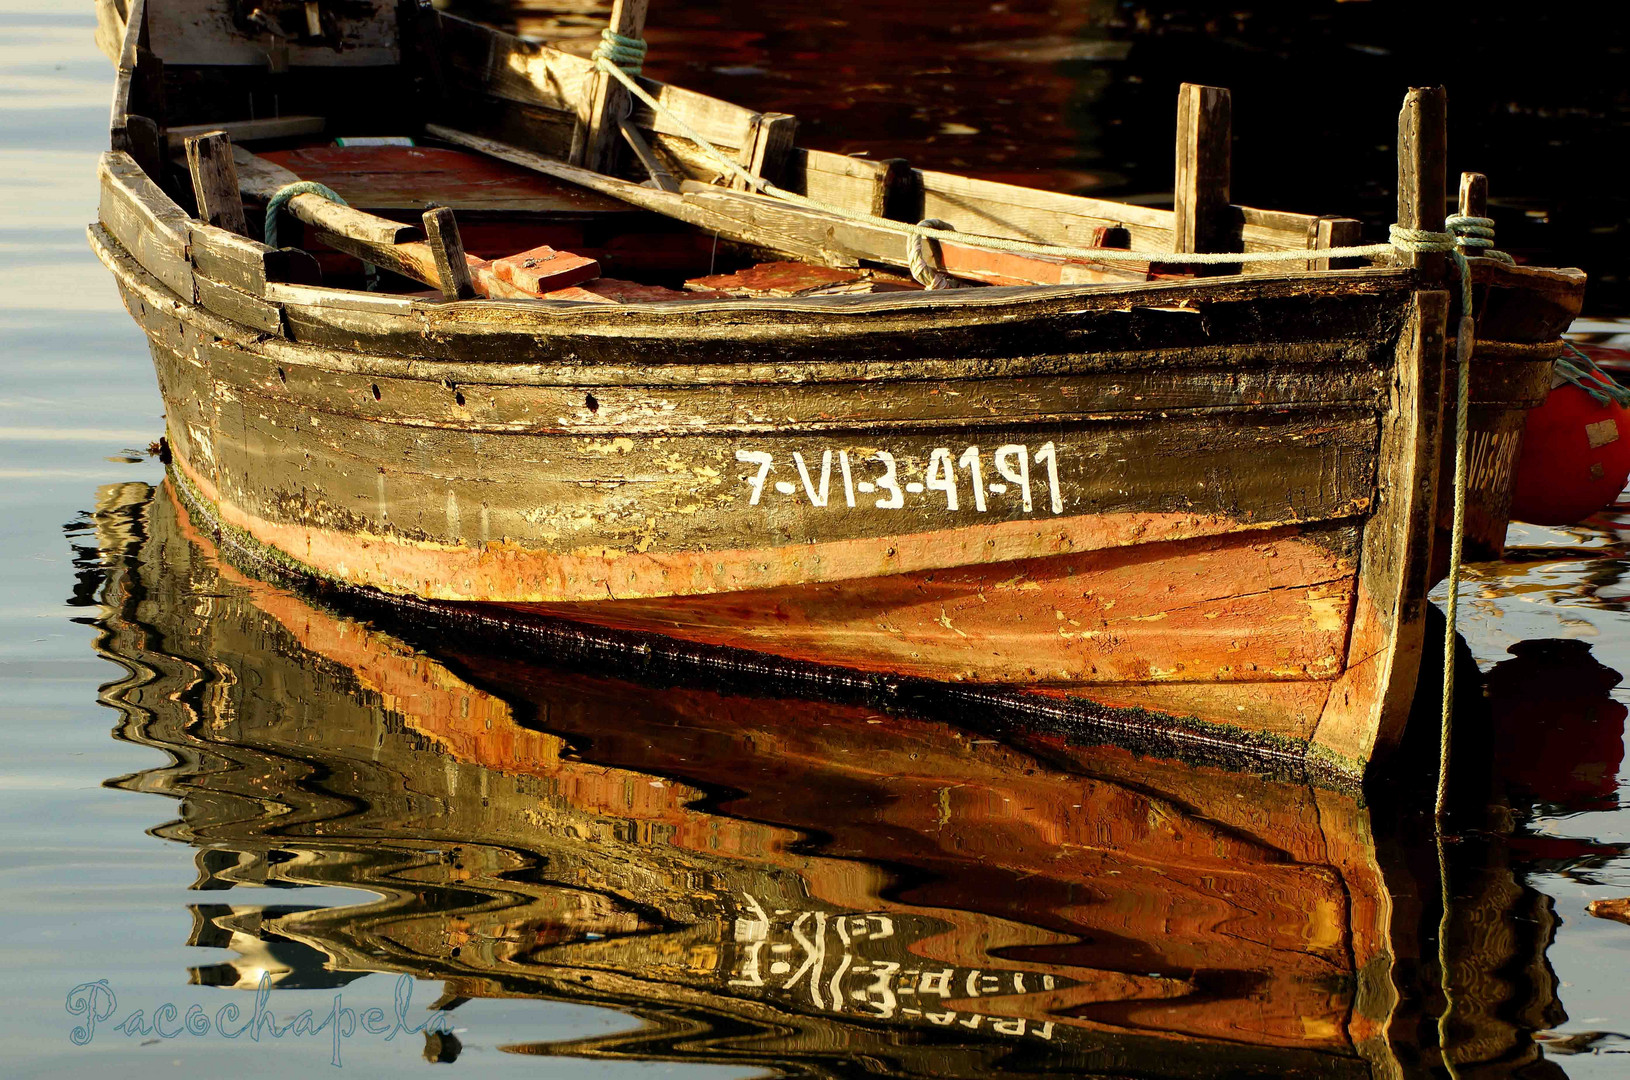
[592,28,647,75]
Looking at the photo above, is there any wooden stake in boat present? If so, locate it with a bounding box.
[1174,83,1232,275]
[574,0,650,174]
[1459,170,1488,222]
[1396,86,1448,280]
[183,130,247,236]
[422,207,478,301]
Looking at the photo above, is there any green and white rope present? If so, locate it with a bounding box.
[592,28,647,75]
[264,180,347,249]
[1556,340,1630,407]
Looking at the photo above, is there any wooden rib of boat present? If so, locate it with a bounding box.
[88,479,1567,1079]
[88,0,1585,776]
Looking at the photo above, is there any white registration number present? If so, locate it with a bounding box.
[735,443,1064,515]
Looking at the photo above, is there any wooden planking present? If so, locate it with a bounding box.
[182,366,1382,569]
[509,528,1361,696]
[425,127,1146,282]
[736,112,798,191]
[108,0,150,166]
[184,130,247,235]
[166,116,325,153]
[94,204,1416,375]
[1313,290,1448,769]
[1174,83,1233,271]
[915,167,1175,251]
[98,150,195,301]
[144,0,397,67]
[782,149,913,218]
[211,339,1388,436]
[434,10,593,116]
[195,273,282,334]
[1313,217,1365,272]
[189,223,321,294]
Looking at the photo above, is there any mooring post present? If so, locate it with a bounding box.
[574,0,650,174]
[1174,82,1232,275]
[1458,170,1488,220]
[1396,86,1448,281]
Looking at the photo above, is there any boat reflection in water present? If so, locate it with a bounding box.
[84,480,1588,1078]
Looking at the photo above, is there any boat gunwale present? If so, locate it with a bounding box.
[92,220,1430,398]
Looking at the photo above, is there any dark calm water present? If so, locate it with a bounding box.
[1,0,1628,1076]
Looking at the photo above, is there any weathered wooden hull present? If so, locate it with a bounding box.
[90,214,1453,774]
[88,1,1586,774]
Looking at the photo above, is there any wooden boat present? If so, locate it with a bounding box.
[88,479,1570,1078]
[88,0,1584,776]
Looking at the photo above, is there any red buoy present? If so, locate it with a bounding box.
[1510,379,1630,525]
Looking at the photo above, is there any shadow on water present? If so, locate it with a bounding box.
[72,478,1630,1076]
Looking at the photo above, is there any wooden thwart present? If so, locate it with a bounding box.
[166,116,325,153]
[233,146,601,300]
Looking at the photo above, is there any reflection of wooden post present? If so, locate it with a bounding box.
[574,0,650,174]
[1174,82,1231,274]
[184,131,247,236]
[1396,87,1448,280]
